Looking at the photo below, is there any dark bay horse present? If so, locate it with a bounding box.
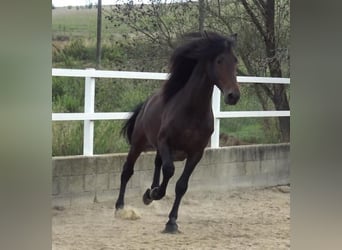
[115,31,240,233]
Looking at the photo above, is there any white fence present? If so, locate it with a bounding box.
[52,68,290,156]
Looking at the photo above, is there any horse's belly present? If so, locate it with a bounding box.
[171,150,188,161]
[170,128,212,154]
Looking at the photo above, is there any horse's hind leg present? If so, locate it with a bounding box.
[115,145,143,210]
[143,151,162,205]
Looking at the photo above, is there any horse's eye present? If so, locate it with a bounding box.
[217,57,224,64]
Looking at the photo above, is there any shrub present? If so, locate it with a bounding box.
[63,39,94,61]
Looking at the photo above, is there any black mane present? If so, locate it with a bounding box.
[162,31,235,103]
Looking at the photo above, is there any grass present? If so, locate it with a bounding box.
[220,117,281,145]
[94,120,129,154]
[52,8,97,40]
[52,121,83,156]
[52,6,129,42]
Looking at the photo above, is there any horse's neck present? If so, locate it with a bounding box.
[181,62,214,112]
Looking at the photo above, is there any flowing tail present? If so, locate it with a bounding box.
[121,102,145,145]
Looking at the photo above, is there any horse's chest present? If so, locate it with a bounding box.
[182,128,208,139]
[175,124,213,148]
[162,107,214,150]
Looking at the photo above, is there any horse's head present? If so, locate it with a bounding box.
[209,34,240,105]
[164,31,240,105]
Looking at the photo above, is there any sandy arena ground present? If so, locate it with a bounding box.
[52,186,290,250]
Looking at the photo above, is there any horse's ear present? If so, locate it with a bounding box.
[225,33,237,48]
[230,33,237,44]
[202,30,209,40]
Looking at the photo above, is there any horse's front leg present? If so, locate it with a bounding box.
[143,151,162,205]
[163,151,203,234]
[147,136,175,201]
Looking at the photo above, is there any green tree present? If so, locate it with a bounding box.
[206,0,290,141]
[105,0,290,141]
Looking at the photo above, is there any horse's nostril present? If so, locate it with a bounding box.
[226,92,240,105]
[228,92,239,100]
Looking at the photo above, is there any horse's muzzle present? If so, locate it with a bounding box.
[224,91,240,105]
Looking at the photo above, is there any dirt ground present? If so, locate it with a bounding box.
[52,186,290,250]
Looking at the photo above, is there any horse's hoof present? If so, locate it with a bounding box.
[162,219,181,234]
[150,187,164,200]
[142,188,153,205]
[115,202,124,210]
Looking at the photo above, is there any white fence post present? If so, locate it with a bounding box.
[83,68,95,156]
[211,86,221,148]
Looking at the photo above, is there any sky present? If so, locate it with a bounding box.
[52,0,178,7]
[52,0,124,7]
[52,0,191,7]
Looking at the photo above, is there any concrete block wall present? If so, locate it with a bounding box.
[52,143,289,206]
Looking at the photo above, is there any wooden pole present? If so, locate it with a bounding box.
[96,0,102,69]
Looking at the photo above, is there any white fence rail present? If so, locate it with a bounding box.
[52,68,290,156]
